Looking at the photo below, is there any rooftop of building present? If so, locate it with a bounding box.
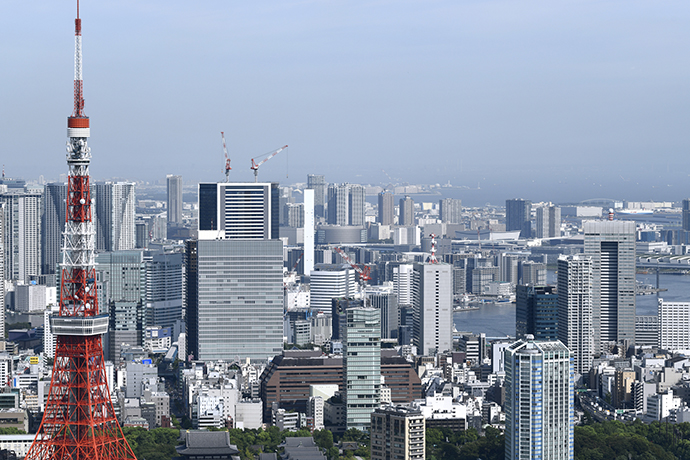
[508,337,570,355]
[176,430,240,457]
[375,404,423,416]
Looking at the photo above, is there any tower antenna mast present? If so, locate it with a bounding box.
[25,3,137,460]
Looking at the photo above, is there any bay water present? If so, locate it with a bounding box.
[453,272,690,339]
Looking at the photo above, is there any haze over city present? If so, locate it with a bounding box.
[2,1,690,205]
[6,2,690,458]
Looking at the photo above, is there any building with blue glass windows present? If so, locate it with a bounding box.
[344,307,381,431]
[515,285,558,341]
[197,182,279,240]
[186,239,283,362]
[504,338,573,460]
[187,181,283,362]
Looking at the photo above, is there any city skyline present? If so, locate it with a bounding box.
[9,2,690,458]
[3,1,690,204]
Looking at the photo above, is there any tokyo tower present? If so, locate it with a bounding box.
[25,2,137,460]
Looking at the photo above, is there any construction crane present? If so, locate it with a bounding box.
[291,252,304,272]
[250,145,288,182]
[221,131,231,182]
[334,247,371,284]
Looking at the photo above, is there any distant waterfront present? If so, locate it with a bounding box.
[453,272,690,339]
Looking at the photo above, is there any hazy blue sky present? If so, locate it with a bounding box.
[2,1,689,203]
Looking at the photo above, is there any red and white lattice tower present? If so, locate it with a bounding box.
[25,3,136,460]
[427,233,439,264]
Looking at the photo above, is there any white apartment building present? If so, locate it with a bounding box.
[557,254,594,375]
[658,299,690,350]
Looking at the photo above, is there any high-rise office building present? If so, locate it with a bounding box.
[504,338,573,460]
[412,262,452,355]
[683,199,690,232]
[198,182,279,240]
[584,220,636,352]
[393,264,414,306]
[439,198,462,224]
[506,198,532,238]
[327,183,349,225]
[344,307,381,430]
[536,205,561,238]
[146,215,166,241]
[166,175,183,224]
[557,254,594,376]
[515,285,558,342]
[658,299,690,350]
[326,183,365,226]
[307,174,326,219]
[370,405,425,460]
[94,182,136,252]
[186,239,283,362]
[135,220,149,249]
[349,184,365,226]
[399,196,414,226]
[309,264,356,312]
[283,203,304,228]
[498,253,521,285]
[146,252,183,332]
[520,260,547,285]
[41,183,67,275]
[96,250,146,361]
[331,298,363,342]
[635,316,659,347]
[0,204,4,340]
[452,265,466,296]
[278,186,293,225]
[378,191,394,225]
[365,286,399,340]
[1,190,42,283]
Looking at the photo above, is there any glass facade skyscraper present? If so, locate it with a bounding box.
[42,182,67,275]
[197,182,279,240]
[515,285,558,342]
[166,175,183,224]
[399,196,414,226]
[146,252,183,330]
[583,220,636,352]
[344,307,381,431]
[96,250,147,361]
[377,191,394,225]
[307,174,326,219]
[506,198,532,238]
[94,182,136,252]
[186,239,283,362]
[683,198,690,231]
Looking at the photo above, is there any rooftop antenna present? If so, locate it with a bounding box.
[221,131,231,182]
[427,233,439,263]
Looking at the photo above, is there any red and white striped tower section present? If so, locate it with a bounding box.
[25,3,136,460]
[427,233,439,264]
